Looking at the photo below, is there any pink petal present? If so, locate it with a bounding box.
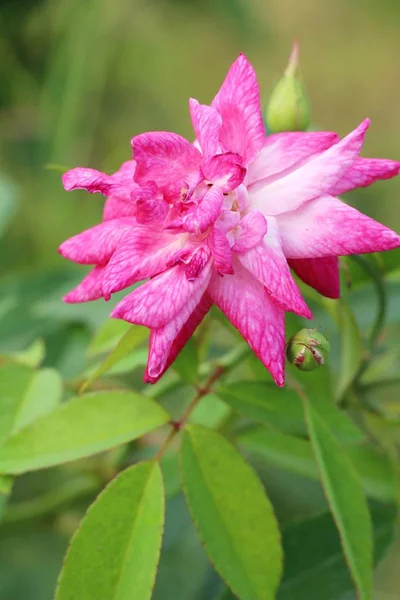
[135,182,168,225]
[189,99,222,157]
[211,227,234,275]
[182,186,224,233]
[216,210,241,234]
[62,161,136,197]
[58,218,136,265]
[201,152,246,192]
[247,131,339,186]
[288,257,340,299]
[212,54,265,165]
[63,266,106,303]
[131,132,202,189]
[249,119,370,216]
[209,260,286,386]
[102,229,187,297]
[185,247,211,281]
[144,292,212,383]
[103,196,137,220]
[277,194,400,258]
[111,261,212,328]
[231,211,268,253]
[329,157,400,195]
[239,240,312,319]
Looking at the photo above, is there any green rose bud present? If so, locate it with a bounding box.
[266,41,310,133]
[286,328,330,371]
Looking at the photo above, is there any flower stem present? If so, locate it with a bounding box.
[154,364,225,461]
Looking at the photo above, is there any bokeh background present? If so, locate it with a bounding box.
[1,0,400,598]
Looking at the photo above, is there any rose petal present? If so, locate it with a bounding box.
[58,218,136,265]
[208,259,286,386]
[288,257,340,299]
[211,227,234,275]
[111,261,212,328]
[249,119,370,215]
[201,152,246,192]
[277,194,400,258]
[329,157,400,196]
[231,211,268,253]
[132,131,202,191]
[182,186,224,233]
[189,99,222,157]
[247,131,339,186]
[102,229,187,297]
[212,54,265,164]
[144,292,212,383]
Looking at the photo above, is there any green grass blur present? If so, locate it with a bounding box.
[1,0,400,276]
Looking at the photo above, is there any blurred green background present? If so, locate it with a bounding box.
[1,0,400,599]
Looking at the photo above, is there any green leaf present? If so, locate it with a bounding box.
[56,461,164,600]
[278,504,396,600]
[84,348,148,379]
[4,338,46,368]
[360,347,398,386]
[216,381,305,436]
[81,326,148,393]
[335,299,365,401]
[172,338,199,384]
[0,363,62,441]
[303,399,373,600]
[0,391,170,474]
[239,428,397,503]
[0,474,13,520]
[190,393,231,429]
[88,319,133,357]
[239,428,317,481]
[0,177,18,238]
[306,390,365,444]
[180,424,282,600]
[217,380,364,443]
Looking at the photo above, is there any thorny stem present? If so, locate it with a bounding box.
[154,365,225,461]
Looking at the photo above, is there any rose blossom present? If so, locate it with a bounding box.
[59,54,400,386]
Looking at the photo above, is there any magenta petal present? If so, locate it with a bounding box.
[62,168,113,194]
[201,152,246,192]
[111,262,212,328]
[232,211,268,253]
[132,131,202,189]
[211,227,234,275]
[183,186,224,233]
[102,229,186,297]
[247,131,339,186]
[288,257,340,299]
[135,182,168,225]
[189,99,222,157]
[103,196,137,221]
[63,266,106,303]
[145,292,212,383]
[209,260,286,386]
[277,194,400,258]
[239,241,312,319]
[58,218,136,265]
[250,119,370,216]
[329,157,400,195]
[62,161,136,196]
[212,54,265,165]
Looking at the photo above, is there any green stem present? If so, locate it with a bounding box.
[154,365,226,461]
[350,255,387,351]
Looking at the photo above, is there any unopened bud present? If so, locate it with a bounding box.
[286,328,330,371]
[266,41,310,133]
